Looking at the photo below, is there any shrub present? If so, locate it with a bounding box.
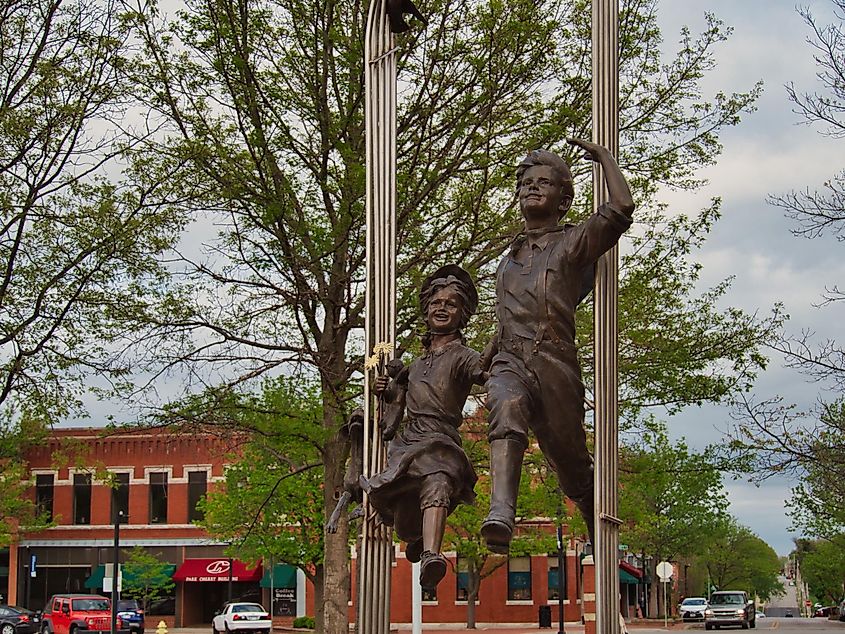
[292,616,315,629]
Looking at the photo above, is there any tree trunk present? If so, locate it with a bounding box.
[648,565,658,617]
[321,431,350,634]
[466,569,481,629]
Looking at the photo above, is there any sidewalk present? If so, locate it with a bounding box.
[167,620,684,634]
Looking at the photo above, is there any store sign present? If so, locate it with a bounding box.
[273,588,296,617]
[173,558,262,582]
[206,560,231,575]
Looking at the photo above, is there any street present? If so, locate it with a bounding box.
[678,617,845,633]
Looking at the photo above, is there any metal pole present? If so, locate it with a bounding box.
[111,511,122,634]
[228,557,233,602]
[411,562,421,634]
[593,0,621,633]
[360,0,396,631]
[557,525,565,634]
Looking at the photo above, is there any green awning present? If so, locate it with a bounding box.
[85,564,176,589]
[85,565,105,589]
[260,564,297,588]
[619,569,640,585]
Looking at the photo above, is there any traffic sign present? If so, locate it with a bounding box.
[656,561,673,581]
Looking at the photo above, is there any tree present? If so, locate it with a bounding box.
[121,546,177,613]
[0,0,185,429]
[793,537,845,606]
[0,418,52,545]
[190,378,328,618]
[618,419,729,616]
[702,520,783,602]
[772,0,845,245]
[116,0,776,629]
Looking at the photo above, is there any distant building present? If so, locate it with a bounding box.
[5,427,639,627]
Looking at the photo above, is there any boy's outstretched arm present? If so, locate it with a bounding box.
[568,138,635,217]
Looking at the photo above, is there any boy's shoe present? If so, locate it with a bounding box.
[419,551,447,590]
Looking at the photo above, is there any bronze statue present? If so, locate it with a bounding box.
[361,264,485,590]
[481,141,635,553]
[326,409,366,533]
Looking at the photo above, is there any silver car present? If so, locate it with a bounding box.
[679,597,708,621]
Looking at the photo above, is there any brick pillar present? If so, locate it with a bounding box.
[8,543,19,605]
[582,555,596,634]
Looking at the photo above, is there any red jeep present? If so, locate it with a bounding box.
[40,595,125,634]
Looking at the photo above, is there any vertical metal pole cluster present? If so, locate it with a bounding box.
[592,1,621,633]
[360,0,396,632]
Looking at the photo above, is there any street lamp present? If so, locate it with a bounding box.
[557,524,566,634]
[111,510,125,634]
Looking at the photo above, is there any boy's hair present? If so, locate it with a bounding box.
[516,149,575,217]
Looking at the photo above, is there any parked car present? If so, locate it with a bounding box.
[813,605,836,618]
[784,609,793,617]
[678,597,708,621]
[704,590,756,630]
[839,598,845,622]
[115,601,143,634]
[754,611,766,620]
[211,603,270,634]
[0,606,40,634]
[39,595,125,634]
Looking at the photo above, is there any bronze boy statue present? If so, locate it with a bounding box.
[361,264,485,590]
[481,140,635,553]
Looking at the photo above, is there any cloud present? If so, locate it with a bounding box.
[723,477,799,556]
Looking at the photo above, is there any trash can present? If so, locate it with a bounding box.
[539,605,552,628]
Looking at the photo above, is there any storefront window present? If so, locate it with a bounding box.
[456,557,470,601]
[507,556,531,601]
[547,554,564,600]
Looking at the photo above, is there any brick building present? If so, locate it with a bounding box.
[5,427,640,627]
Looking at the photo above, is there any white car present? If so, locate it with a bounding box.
[678,597,709,621]
[212,603,271,634]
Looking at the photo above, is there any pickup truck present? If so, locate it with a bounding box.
[705,590,756,630]
[39,595,127,634]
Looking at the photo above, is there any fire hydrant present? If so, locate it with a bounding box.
[156,621,168,634]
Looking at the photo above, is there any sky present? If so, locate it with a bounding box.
[654,0,844,556]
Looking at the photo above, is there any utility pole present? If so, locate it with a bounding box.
[557,524,566,634]
[110,510,124,634]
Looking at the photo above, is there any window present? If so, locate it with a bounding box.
[73,473,92,524]
[507,556,532,601]
[456,557,470,601]
[149,472,168,523]
[422,586,437,602]
[548,554,565,600]
[35,474,54,521]
[187,471,207,522]
[111,473,130,523]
